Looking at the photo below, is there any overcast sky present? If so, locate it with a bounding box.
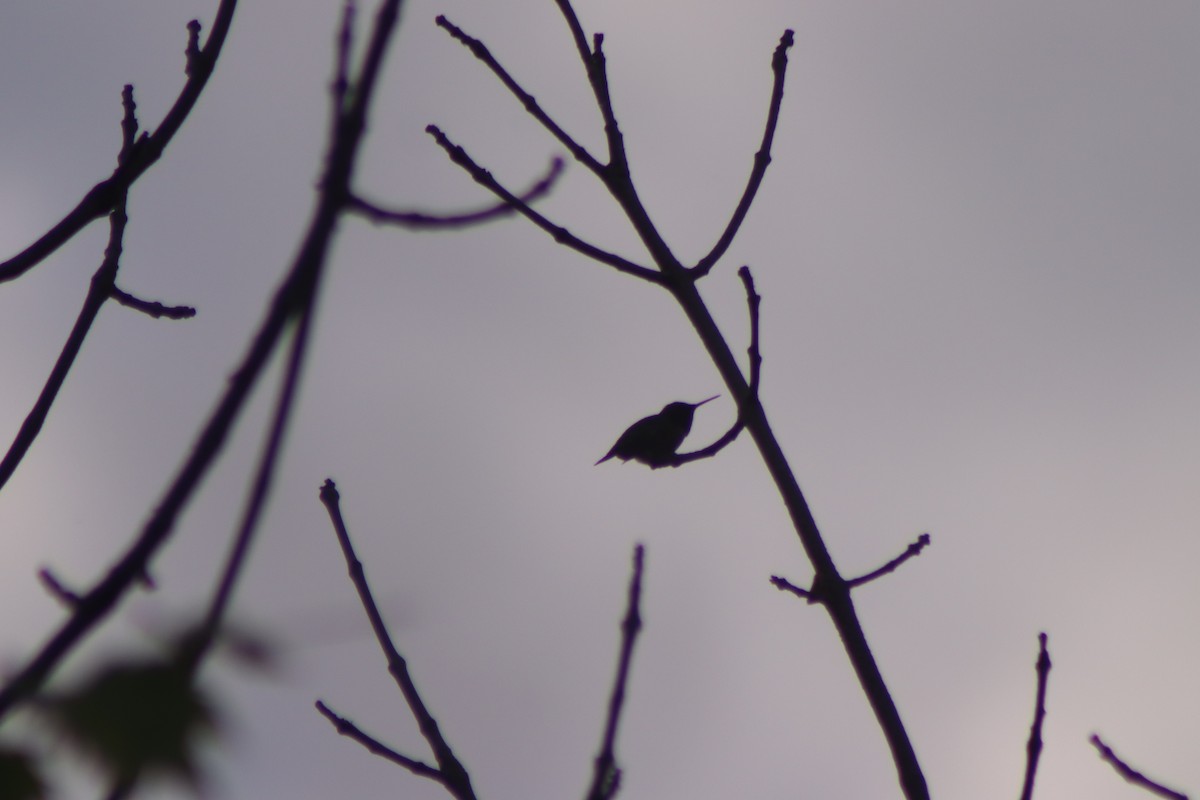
[1,1,1198,798]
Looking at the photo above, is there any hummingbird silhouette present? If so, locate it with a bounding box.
[595,396,719,468]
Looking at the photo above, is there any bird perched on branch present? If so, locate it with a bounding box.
[595,396,719,468]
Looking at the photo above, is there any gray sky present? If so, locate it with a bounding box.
[1,1,1198,798]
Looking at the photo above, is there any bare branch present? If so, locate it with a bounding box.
[672,266,762,466]
[436,15,603,174]
[315,700,444,781]
[1018,633,1052,800]
[0,0,405,723]
[0,1,240,282]
[426,125,664,284]
[585,544,646,800]
[692,30,795,276]
[350,156,564,229]
[109,287,196,319]
[846,533,932,590]
[37,569,81,609]
[319,480,477,800]
[769,574,816,602]
[1091,735,1189,800]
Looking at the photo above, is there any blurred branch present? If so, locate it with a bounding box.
[691,31,794,277]
[585,544,646,800]
[1091,735,1189,800]
[1018,633,1052,800]
[318,479,477,800]
[0,0,406,723]
[37,569,81,609]
[427,125,663,284]
[0,1,239,282]
[350,156,564,229]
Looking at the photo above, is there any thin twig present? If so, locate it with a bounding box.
[0,0,405,723]
[109,287,196,319]
[0,1,240,282]
[673,266,762,465]
[426,125,663,284]
[585,544,646,800]
[350,156,564,229]
[846,533,932,590]
[436,16,603,174]
[0,85,141,493]
[692,30,795,276]
[1091,735,1189,800]
[37,569,81,608]
[315,700,443,780]
[187,286,319,672]
[319,480,476,800]
[1018,633,1052,800]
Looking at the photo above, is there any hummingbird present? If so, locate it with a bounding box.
[595,396,719,468]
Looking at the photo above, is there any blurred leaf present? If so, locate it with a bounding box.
[0,747,46,800]
[40,659,218,787]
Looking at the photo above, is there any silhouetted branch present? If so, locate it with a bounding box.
[109,287,196,319]
[847,533,932,590]
[436,16,603,174]
[350,156,565,229]
[1091,735,1189,800]
[585,544,646,800]
[673,266,762,465]
[426,125,663,284]
[186,285,319,674]
[0,0,404,723]
[0,1,239,283]
[37,569,81,609]
[330,0,355,136]
[771,534,931,604]
[1018,633,1052,800]
[692,30,794,277]
[0,86,141,494]
[319,479,477,800]
[315,701,443,781]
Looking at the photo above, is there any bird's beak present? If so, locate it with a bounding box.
[692,395,719,407]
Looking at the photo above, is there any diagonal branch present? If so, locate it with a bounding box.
[1018,633,1052,800]
[319,480,477,800]
[692,30,795,277]
[426,125,664,284]
[0,85,141,495]
[672,266,762,465]
[350,156,564,229]
[1091,735,1189,800]
[316,700,444,781]
[0,0,404,723]
[436,16,604,174]
[585,544,646,800]
[0,1,239,282]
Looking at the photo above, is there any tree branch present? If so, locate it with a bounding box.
[585,544,646,800]
[315,700,444,781]
[350,156,564,229]
[426,125,663,284]
[0,1,240,282]
[0,0,404,723]
[436,15,604,175]
[692,30,795,276]
[319,480,476,800]
[1018,633,1052,800]
[1091,735,1189,800]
